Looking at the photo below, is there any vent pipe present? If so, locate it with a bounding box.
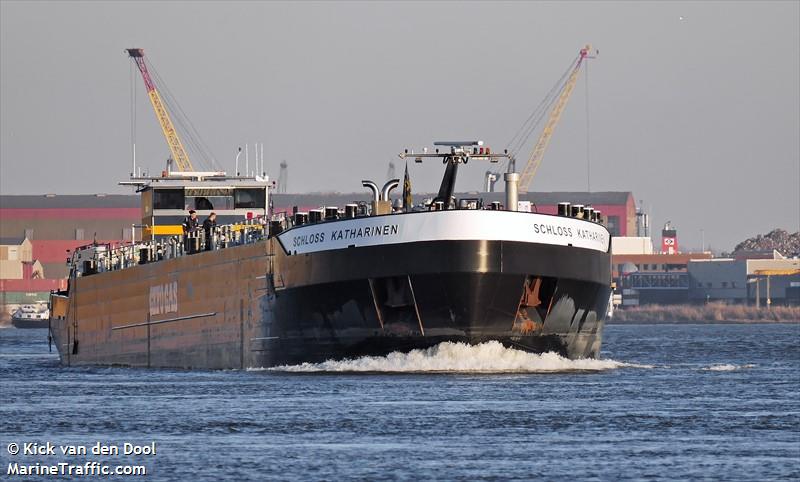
[485,171,498,192]
[381,179,400,201]
[504,172,519,212]
[362,180,380,204]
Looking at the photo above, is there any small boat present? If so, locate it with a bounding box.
[11,304,50,329]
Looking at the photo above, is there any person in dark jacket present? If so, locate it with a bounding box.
[182,210,200,253]
[182,210,199,234]
[202,212,217,251]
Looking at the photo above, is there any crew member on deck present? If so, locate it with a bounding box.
[182,209,200,253]
[182,210,199,234]
[202,212,217,251]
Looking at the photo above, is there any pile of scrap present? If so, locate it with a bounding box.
[733,229,800,257]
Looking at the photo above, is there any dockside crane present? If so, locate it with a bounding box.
[491,45,595,193]
[517,45,594,193]
[127,48,195,173]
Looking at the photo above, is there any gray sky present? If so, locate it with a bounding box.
[1,1,798,251]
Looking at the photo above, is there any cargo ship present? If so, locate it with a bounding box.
[48,141,612,369]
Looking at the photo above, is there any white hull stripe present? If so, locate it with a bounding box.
[276,210,610,255]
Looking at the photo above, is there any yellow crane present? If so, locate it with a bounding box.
[127,48,194,172]
[518,45,593,193]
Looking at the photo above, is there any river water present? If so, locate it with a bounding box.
[1,323,798,481]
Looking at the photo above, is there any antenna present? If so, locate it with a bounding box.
[387,160,396,180]
[235,147,242,176]
[260,143,265,176]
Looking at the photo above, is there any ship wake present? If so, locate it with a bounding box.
[264,341,652,373]
[702,363,756,371]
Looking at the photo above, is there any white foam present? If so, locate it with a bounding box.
[703,363,756,372]
[261,341,652,373]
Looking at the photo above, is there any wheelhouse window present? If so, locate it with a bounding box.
[153,189,185,209]
[185,188,234,211]
[234,188,266,209]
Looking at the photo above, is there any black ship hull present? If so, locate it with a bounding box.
[11,317,49,329]
[253,239,611,366]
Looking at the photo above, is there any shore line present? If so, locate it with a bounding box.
[608,319,799,325]
[611,302,799,324]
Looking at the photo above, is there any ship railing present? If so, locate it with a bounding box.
[72,220,268,277]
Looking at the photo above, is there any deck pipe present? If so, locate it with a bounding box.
[504,172,520,212]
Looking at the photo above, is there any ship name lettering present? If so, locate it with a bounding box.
[576,229,604,243]
[293,232,325,247]
[150,281,178,316]
[329,224,398,242]
[533,223,572,237]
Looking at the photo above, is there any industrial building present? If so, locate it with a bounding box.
[0,195,139,320]
[610,230,710,305]
[610,226,799,307]
[0,236,64,316]
[689,256,800,305]
[613,252,714,305]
